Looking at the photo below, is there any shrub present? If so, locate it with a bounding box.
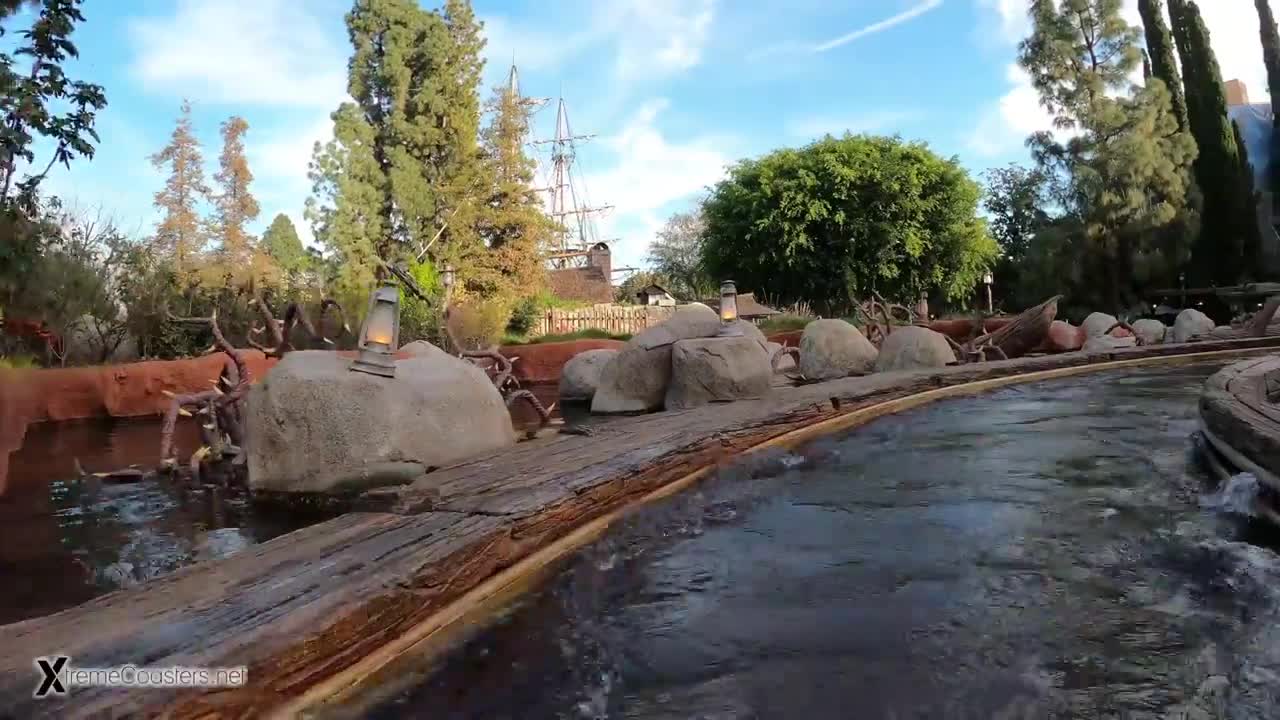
[448,300,513,350]
[757,314,811,334]
[504,328,632,345]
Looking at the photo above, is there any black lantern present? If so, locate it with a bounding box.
[350,284,401,378]
[717,280,743,337]
[982,271,994,313]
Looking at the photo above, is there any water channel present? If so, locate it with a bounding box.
[362,360,1280,719]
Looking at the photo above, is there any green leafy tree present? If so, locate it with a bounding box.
[1169,0,1262,284]
[981,164,1051,308]
[699,134,998,315]
[1256,0,1280,194]
[1020,0,1197,312]
[648,210,713,301]
[0,0,106,308]
[262,213,306,273]
[150,100,210,276]
[306,0,486,304]
[613,269,671,305]
[1138,0,1188,130]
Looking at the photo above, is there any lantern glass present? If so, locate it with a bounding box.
[364,300,397,347]
[983,272,994,285]
[351,285,401,378]
[719,280,738,323]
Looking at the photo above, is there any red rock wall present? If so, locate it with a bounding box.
[501,339,628,384]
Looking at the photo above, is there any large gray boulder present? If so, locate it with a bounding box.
[1082,312,1119,338]
[1172,308,1215,343]
[874,326,957,372]
[1131,318,1167,345]
[401,339,450,359]
[559,349,617,403]
[1210,325,1237,339]
[666,336,772,410]
[591,304,722,413]
[798,319,878,380]
[247,350,515,495]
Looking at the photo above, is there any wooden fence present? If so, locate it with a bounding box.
[532,304,675,337]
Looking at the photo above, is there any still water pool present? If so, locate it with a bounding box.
[369,361,1280,719]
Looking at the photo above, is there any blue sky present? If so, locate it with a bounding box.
[27,0,1270,270]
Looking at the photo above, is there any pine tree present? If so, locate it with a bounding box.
[209,116,268,285]
[1256,0,1280,195]
[306,0,487,301]
[1169,0,1262,283]
[1138,0,1188,130]
[262,213,306,274]
[150,100,210,275]
[472,68,553,298]
[1020,0,1197,312]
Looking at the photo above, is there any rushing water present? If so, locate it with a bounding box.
[367,360,1280,720]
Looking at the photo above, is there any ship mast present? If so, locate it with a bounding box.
[532,95,614,269]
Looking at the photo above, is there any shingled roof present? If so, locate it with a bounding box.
[548,266,614,304]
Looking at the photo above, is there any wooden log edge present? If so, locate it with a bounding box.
[278,344,1279,717]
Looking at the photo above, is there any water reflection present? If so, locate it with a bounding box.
[0,417,313,625]
[370,361,1280,719]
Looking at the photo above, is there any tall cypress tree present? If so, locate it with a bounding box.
[1138,0,1188,130]
[1256,0,1280,195]
[1169,0,1262,284]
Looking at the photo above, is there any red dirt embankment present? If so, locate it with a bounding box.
[503,339,628,384]
[1,340,624,490]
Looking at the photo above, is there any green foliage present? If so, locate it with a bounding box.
[262,213,306,273]
[1257,0,1280,194]
[648,211,713,301]
[700,133,997,315]
[0,353,37,370]
[613,270,670,304]
[398,259,443,343]
[1021,0,1198,312]
[1138,0,1188,130]
[756,314,812,334]
[504,328,632,346]
[506,295,539,335]
[447,300,511,350]
[306,0,487,304]
[1169,0,1262,285]
[0,0,108,211]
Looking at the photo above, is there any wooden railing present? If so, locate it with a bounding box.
[532,304,675,337]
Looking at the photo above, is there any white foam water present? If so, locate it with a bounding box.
[1202,472,1262,517]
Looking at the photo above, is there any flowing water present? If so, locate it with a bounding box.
[367,360,1280,720]
[0,384,566,626]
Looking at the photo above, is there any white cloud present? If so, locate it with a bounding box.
[975,0,1031,44]
[814,0,944,53]
[967,64,1055,156]
[579,99,731,268]
[787,109,922,139]
[1198,0,1271,104]
[127,0,346,108]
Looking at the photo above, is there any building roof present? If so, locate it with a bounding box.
[548,266,614,304]
[638,284,673,296]
[698,292,780,318]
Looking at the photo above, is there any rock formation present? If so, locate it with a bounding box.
[1131,319,1167,345]
[666,336,772,409]
[1172,308,1215,343]
[591,304,722,414]
[247,349,515,495]
[874,326,957,371]
[559,349,618,403]
[798,319,878,380]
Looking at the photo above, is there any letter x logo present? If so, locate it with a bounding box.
[33,656,68,698]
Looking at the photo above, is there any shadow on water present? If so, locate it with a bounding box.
[364,360,1280,720]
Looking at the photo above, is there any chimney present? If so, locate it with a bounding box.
[1226,79,1250,107]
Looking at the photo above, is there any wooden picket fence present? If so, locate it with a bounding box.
[532,304,675,338]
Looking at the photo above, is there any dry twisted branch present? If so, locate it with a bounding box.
[248,297,349,357]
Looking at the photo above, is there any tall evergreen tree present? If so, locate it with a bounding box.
[1020,0,1197,312]
[1169,0,1262,284]
[150,100,210,275]
[306,0,486,301]
[472,67,552,298]
[1138,0,1188,130]
[1256,0,1280,195]
[262,213,306,274]
[209,116,267,285]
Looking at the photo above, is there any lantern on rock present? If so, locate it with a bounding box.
[717,280,743,337]
[350,284,401,378]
